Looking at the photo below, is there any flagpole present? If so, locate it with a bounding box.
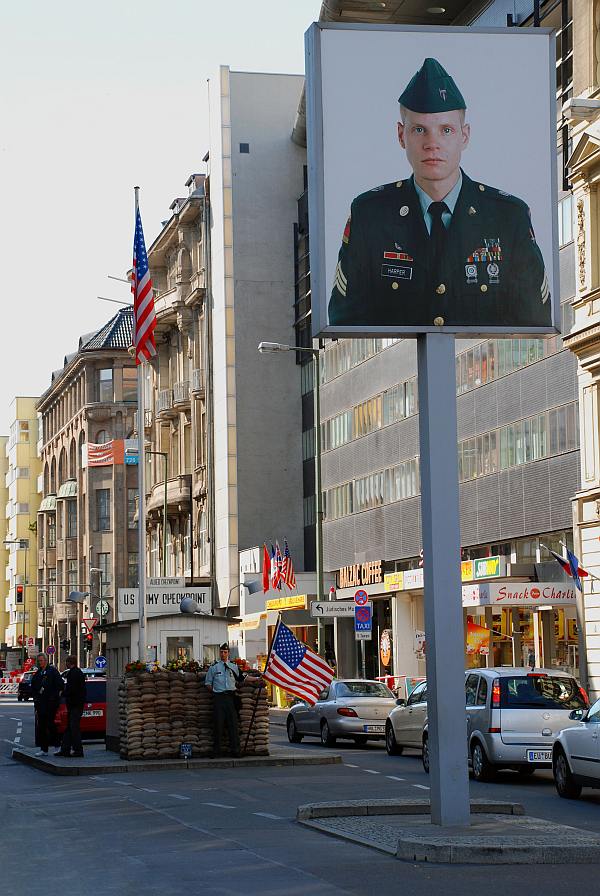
[135,185,147,663]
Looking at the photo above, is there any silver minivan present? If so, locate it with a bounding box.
[419,668,588,779]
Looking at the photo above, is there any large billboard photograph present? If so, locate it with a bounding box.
[306,24,559,337]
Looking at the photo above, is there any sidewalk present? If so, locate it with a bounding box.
[12,741,341,776]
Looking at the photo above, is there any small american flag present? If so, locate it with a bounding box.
[132,204,156,364]
[281,538,296,590]
[263,622,333,705]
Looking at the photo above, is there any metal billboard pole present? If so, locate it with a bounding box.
[417,332,470,826]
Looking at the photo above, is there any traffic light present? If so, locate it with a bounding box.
[15,584,24,604]
[60,639,70,651]
[82,632,93,652]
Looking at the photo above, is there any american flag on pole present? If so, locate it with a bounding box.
[132,203,157,364]
[281,538,296,590]
[263,621,333,705]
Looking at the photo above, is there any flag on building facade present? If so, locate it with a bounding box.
[262,543,270,593]
[270,544,281,591]
[263,621,334,705]
[132,204,157,364]
[281,538,297,590]
[549,548,589,591]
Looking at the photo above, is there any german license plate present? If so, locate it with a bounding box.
[527,749,552,762]
[82,710,103,717]
[364,724,385,734]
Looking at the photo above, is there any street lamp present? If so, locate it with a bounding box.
[257,341,326,653]
[145,448,168,577]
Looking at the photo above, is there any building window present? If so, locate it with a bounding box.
[239,142,250,153]
[122,368,137,403]
[67,559,78,588]
[184,519,191,578]
[303,495,316,527]
[96,430,110,444]
[96,489,110,531]
[128,553,138,588]
[150,530,159,577]
[67,500,77,538]
[48,515,56,548]
[128,488,138,529]
[48,569,57,604]
[98,369,113,403]
[165,523,174,577]
[198,510,208,570]
[558,195,573,246]
[97,553,111,597]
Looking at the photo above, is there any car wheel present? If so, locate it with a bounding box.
[286,717,303,744]
[471,740,495,782]
[385,722,403,756]
[422,735,430,774]
[353,735,368,746]
[554,747,582,800]
[320,720,336,747]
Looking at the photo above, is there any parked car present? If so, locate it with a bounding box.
[54,677,106,741]
[17,671,35,702]
[385,680,428,755]
[419,668,588,780]
[553,697,600,799]
[286,679,399,746]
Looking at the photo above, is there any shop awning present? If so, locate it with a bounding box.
[39,495,56,512]
[57,480,77,498]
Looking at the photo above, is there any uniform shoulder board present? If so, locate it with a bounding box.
[353,181,401,209]
[488,185,528,211]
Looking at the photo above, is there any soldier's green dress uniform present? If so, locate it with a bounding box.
[328,59,551,329]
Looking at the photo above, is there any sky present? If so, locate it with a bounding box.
[0,0,317,433]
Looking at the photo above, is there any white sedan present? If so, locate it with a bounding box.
[553,697,600,799]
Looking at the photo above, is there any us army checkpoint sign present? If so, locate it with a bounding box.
[118,586,212,620]
[305,23,558,338]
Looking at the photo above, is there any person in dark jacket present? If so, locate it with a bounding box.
[55,656,87,758]
[31,653,64,756]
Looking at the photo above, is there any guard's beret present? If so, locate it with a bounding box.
[399,57,466,114]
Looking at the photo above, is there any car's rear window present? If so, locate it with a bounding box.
[500,676,586,710]
[336,682,394,698]
[85,681,106,702]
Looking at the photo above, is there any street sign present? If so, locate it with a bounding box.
[355,630,371,641]
[95,600,109,618]
[354,602,372,641]
[354,589,368,606]
[95,656,107,670]
[82,618,98,632]
[47,645,56,654]
[117,586,212,619]
[310,600,358,617]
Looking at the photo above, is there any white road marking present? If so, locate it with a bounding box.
[203,801,236,809]
[10,718,20,722]
[386,775,406,781]
[138,787,158,793]
[168,794,190,801]
[253,812,282,820]
[363,769,380,774]
[413,784,430,790]
[112,780,133,786]
[345,763,359,768]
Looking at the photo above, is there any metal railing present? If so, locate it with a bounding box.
[156,389,174,414]
[173,380,191,405]
[192,368,205,395]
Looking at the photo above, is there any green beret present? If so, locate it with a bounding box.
[399,57,466,114]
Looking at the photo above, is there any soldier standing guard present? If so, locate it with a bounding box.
[328,57,550,330]
[205,643,244,757]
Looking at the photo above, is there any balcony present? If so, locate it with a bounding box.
[173,380,190,408]
[192,368,206,397]
[156,389,175,420]
[147,474,192,513]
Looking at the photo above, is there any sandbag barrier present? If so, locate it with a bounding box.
[118,669,269,761]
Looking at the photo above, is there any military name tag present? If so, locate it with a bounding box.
[381,264,412,280]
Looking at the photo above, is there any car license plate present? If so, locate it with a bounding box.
[82,710,103,717]
[527,749,552,763]
[364,725,385,734]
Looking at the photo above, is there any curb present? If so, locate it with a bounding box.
[12,747,341,776]
[297,798,525,820]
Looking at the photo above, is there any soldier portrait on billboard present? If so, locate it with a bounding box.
[328,58,551,330]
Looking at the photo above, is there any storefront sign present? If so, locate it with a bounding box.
[118,587,212,619]
[384,572,404,592]
[461,582,577,608]
[337,561,383,589]
[380,629,392,667]
[460,555,506,582]
[265,594,307,611]
[466,621,491,656]
[414,630,426,656]
[403,568,424,590]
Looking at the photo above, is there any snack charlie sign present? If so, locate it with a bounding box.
[118,578,212,620]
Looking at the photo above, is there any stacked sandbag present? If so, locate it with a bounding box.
[194,672,214,754]
[237,674,269,755]
[118,674,144,759]
[154,670,177,759]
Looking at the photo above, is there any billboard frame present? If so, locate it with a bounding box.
[305,21,560,339]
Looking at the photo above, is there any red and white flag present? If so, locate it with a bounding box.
[263,621,333,705]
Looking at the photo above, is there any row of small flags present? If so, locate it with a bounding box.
[262,539,296,593]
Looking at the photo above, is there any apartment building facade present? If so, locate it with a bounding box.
[4,398,41,653]
[292,0,581,682]
[37,309,138,666]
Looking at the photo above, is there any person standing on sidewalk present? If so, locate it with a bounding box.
[55,656,87,758]
[31,653,63,756]
[205,644,244,757]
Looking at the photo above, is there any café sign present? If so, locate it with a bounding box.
[461,555,506,582]
[462,582,577,607]
[337,561,383,589]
